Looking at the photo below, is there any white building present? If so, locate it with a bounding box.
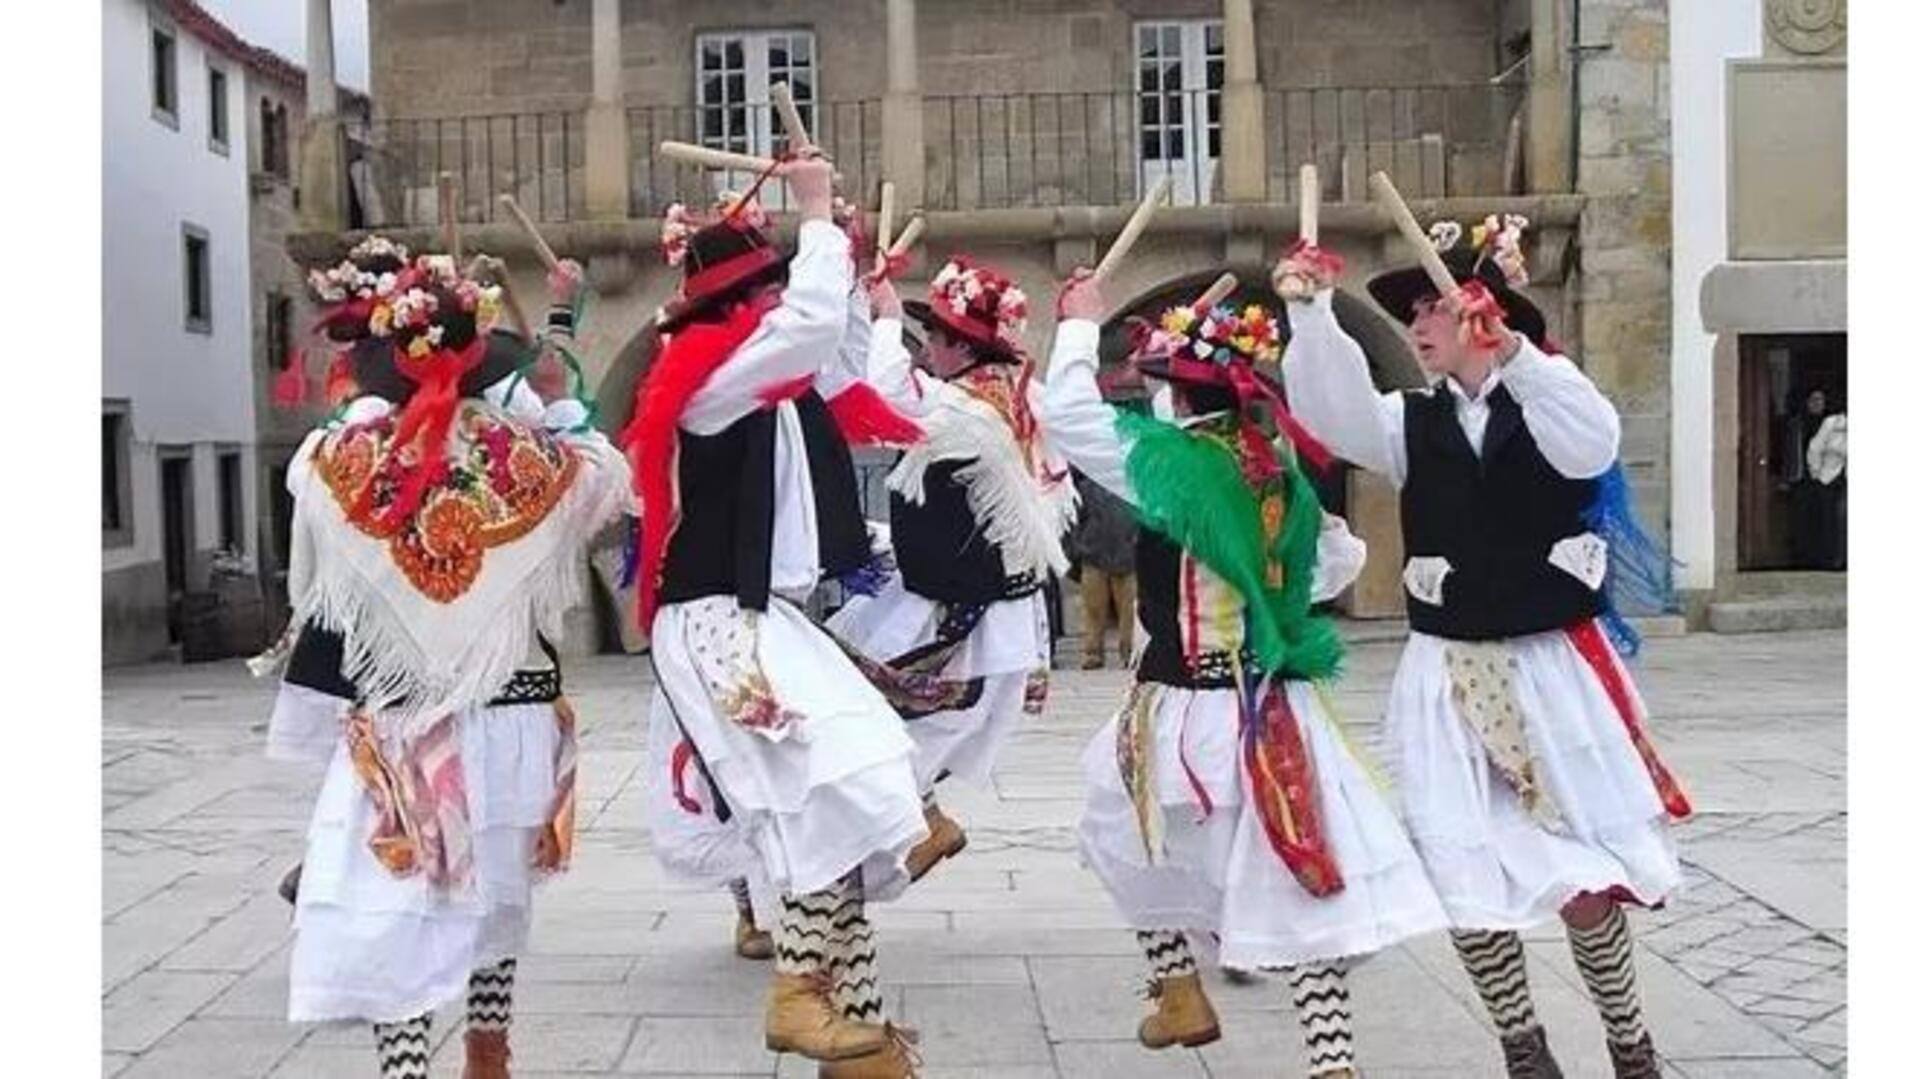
[103,0,291,663]
[1669,0,1846,628]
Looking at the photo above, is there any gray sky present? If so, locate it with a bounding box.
[196,0,371,92]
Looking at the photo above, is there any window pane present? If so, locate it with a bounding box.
[792,35,811,65]
[1140,65,1158,93]
[769,40,788,69]
[1141,95,1159,125]
[1167,94,1183,124]
[792,71,813,103]
[701,40,723,71]
[701,75,722,106]
[219,453,242,551]
[1165,64,1182,92]
[152,31,175,113]
[725,39,744,68]
[1142,130,1161,160]
[209,70,227,143]
[1208,58,1224,91]
[1168,129,1184,159]
[1205,23,1223,53]
[1138,30,1157,61]
[700,106,723,143]
[1207,126,1220,158]
[727,74,746,103]
[102,415,121,531]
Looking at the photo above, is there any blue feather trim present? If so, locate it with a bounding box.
[837,550,897,598]
[1581,462,1679,659]
[618,516,641,590]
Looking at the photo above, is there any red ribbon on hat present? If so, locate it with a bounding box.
[349,337,486,531]
[1281,238,1346,285]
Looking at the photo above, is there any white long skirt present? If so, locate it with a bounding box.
[287,699,563,1023]
[642,691,780,925]
[1079,679,1450,970]
[647,595,927,902]
[1386,628,1685,931]
[827,576,1050,790]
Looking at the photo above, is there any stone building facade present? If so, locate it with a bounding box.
[291,0,1685,637]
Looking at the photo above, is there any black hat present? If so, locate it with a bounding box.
[349,328,536,406]
[656,218,791,332]
[1366,244,1546,347]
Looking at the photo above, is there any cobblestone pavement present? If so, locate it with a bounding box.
[103,629,1846,1078]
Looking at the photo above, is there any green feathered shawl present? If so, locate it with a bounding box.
[1113,410,1343,681]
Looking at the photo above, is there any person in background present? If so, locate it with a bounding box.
[1804,401,1846,570]
[1068,468,1140,670]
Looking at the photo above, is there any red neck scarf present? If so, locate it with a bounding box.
[349,338,486,531]
[621,298,775,628]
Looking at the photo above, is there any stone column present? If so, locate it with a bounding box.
[1528,0,1573,192]
[1219,0,1268,203]
[297,0,345,230]
[583,0,631,219]
[880,0,926,208]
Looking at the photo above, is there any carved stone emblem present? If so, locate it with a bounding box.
[1766,0,1847,56]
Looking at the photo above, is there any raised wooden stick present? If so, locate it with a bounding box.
[1191,272,1238,313]
[498,194,561,272]
[875,180,897,256]
[468,255,532,341]
[437,172,462,263]
[658,140,774,174]
[1299,164,1320,246]
[1368,170,1458,300]
[887,214,925,259]
[771,82,811,150]
[1092,175,1173,283]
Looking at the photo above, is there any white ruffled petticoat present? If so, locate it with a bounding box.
[286,699,563,1023]
[826,574,1050,790]
[646,595,927,902]
[1079,679,1451,970]
[1386,629,1684,930]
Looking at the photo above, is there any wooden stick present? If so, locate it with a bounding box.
[1092,175,1172,283]
[875,181,897,257]
[470,255,532,341]
[1191,272,1238,313]
[770,82,811,150]
[1299,164,1320,246]
[1368,170,1458,300]
[498,194,561,272]
[437,172,461,263]
[658,140,774,174]
[887,214,925,259]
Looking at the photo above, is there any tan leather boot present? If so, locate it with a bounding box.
[735,912,775,961]
[765,971,890,1061]
[462,1028,510,1079]
[1137,972,1221,1049]
[904,804,967,882]
[817,1023,921,1077]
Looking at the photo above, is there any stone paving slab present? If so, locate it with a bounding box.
[102,630,1848,1075]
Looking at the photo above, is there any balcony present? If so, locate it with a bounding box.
[344,82,1526,229]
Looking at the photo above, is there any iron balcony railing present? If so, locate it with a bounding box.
[347,111,585,229]
[924,83,1527,210]
[340,82,1525,229]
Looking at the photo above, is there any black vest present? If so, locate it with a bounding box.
[889,462,1035,605]
[284,623,358,700]
[659,389,872,610]
[1400,384,1604,640]
[1132,527,1241,689]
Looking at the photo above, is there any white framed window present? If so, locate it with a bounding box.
[208,65,230,155]
[150,18,179,128]
[183,224,212,334]
[695,29,818,206]
[1135,19,1223,206]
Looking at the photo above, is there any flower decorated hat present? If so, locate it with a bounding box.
[1365,213,1546,347]
[304,236,530,405]
[654,194,790,332]
[1128,298,1284,386]
[904,256,1030,364]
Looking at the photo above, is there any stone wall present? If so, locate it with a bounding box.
[368,0,1510,118]
[1576,0,1673,543]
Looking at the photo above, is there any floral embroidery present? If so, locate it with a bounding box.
[315,403,581,603]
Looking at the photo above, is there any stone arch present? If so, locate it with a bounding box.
[1097,270,1424,392]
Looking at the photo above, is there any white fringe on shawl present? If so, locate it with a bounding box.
[886,389,1079,581]
[287,419,631,742]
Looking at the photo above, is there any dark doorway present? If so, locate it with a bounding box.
[159,449,196,642]
[1737,333,1846,571]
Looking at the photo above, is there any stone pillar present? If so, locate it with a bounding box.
[1528,0,1573,192]
[881,0,926,208]
[1219,0,1268,203]
[583,0,631,220]
[297,0,345,230]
